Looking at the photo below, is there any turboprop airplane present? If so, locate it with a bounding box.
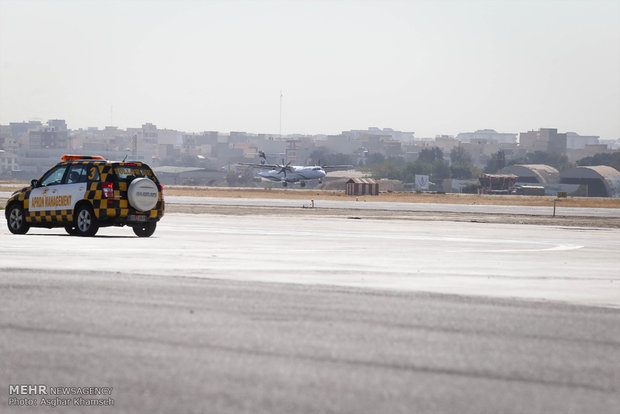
[239,151,353,187]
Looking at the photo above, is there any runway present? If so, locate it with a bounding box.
[1,214,619,307]
[1,213,620,413]
[165,195,620,217]
[3,191,620,218]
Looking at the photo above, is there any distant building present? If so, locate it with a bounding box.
[321,127,415,158]
[498,164,559,186]
[496,164,583,196]
[193,131,219,147]
[600,138,620,150]
[48,119,67,132]
[342,127,414,142]
[229,131,249,144]
[560,166,620,197]
[382,140,403,158]
[519,128,567,155]
[0,125,10,140]
[459,140,504,168]
[345,178,379,196]
[456,129,517,144]
[285,140,299,164]
[9,121,42,137]
[434,136,459,155]
[478,173,518,194]
[1,136,20,153]
[29,120,69,149]
[566,132,600,150]
[142,123,158,145]
[0,150,18,174]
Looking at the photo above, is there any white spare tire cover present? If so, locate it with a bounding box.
[128,177,159,212]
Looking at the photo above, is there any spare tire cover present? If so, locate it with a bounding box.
[127,177,159,212]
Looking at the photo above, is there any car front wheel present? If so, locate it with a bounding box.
[133,222,157,237]
[74,204,99,237]
[7,204,30,234]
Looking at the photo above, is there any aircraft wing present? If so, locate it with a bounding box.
[322,165,354,170]
[238,163,280,169]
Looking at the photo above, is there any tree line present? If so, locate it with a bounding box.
[360,148,620,184]
[361,147,482,184]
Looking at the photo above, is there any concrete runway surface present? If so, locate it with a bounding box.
[1,213,620,413]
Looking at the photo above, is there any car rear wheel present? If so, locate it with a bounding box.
[7,204,30,234]
[133,221,157,237]
[74,204,99,237]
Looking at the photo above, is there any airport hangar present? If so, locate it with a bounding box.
[559,165,620,198]
[498,164,559,186]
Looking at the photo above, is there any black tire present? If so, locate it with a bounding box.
[133,222,157,237]
[6,204,30,234]
[65,226,79,236]
[73,204,99,237]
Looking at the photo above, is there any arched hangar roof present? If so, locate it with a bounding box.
[560,165,620,180]
[498,164,559,185]
[560,165,620,197]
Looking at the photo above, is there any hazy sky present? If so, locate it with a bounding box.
[1,0,619,139]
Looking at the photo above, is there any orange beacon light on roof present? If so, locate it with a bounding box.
[61,155,105,161]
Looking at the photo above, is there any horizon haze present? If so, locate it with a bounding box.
[1,0,619,139]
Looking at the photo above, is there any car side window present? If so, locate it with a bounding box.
[39,165,68,186]
[66,165,88,184]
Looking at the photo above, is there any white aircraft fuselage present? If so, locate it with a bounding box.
[239,154,351,187]
[258,166,326,184]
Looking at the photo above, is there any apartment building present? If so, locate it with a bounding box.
[519,128,567,155]
[456,129,517,144]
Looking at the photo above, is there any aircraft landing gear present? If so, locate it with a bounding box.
[282,182,288,187]
[300,181,306,187]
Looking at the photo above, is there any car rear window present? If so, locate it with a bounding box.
[112,164,156,181]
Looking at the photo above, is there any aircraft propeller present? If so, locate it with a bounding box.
[278,161,292,177]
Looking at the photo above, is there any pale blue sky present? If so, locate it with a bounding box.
[1,0,619,139]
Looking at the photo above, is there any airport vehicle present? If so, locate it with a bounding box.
[5,155,164,237]
[239,151,352,187]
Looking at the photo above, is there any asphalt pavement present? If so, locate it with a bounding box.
[2,270,619,414]
[1,213,619,413]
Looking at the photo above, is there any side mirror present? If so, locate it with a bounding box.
[31,179,39,188]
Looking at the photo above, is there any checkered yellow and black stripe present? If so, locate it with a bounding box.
[11,186,35,222]
[15,187,31,204]
[84,179,164,220]
[29,209,73,224]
